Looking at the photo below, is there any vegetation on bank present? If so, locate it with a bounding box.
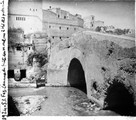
[27,52,48,67]
[95,26,133,35]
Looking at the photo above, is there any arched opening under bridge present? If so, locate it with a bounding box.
[67,58,87,93]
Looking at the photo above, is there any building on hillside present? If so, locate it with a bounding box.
[8,0,43,34]
[105,25,115,33]
[84,15,95,30]
[94,20,104,29]
[42,7,84,45]
[128,29,135,35]
[126,29,135,38]
[8,0,84,79]
[8,30,33,70]
[84,15,104,30]
[8,0,84,41]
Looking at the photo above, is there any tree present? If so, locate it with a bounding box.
[123,29,130,34]
[8,28,24,46]
[114,28,124,35]
[95,26,101,32]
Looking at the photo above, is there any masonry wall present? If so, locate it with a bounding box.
[8,46,33,69]
[42,10,84,43]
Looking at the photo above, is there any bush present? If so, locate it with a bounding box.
[8,28,24,33]
[27,52,48,67]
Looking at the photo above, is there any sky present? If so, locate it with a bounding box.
[42,1,135,29]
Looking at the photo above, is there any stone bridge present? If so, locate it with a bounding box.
[47,30,136,103]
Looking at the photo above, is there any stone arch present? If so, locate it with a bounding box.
[67,58,87,93]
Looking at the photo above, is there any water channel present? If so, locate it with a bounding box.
[8,87,118,116]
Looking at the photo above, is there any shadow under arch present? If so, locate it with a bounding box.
[67,58,87,93]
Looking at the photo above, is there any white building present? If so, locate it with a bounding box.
[84,15,104,30]
[8,0,43,34]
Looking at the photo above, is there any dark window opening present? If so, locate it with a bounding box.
[58,15,60,18]
[74,28,76,31]
[60,37,62,39]
[8,70,14,78]
[64,16,66,19]
[59,26,61,30]
[67,27,69,30]
[29,47,30,50]
[24,35,26,38]
[52,36,54,39]
[20,69,26,79]
[30,8,31,11]
[16,46,21,51]
[49,25,51,28]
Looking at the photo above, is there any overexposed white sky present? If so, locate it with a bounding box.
[42,1,135,29]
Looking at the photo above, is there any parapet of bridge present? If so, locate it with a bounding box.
[47,30,136,103]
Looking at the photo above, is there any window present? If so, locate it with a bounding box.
[49,25,51,28]
[64,16,66,19]
[29,47,30,50]
[60,37,61,39]
[67,27,69,30]
[52,36,54,39]
[59,26,61,30]
[74,28,76,31]
[30,8,31,11]
[24,35,26,39]
[58,15,60,18]
[16,17,26,21]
